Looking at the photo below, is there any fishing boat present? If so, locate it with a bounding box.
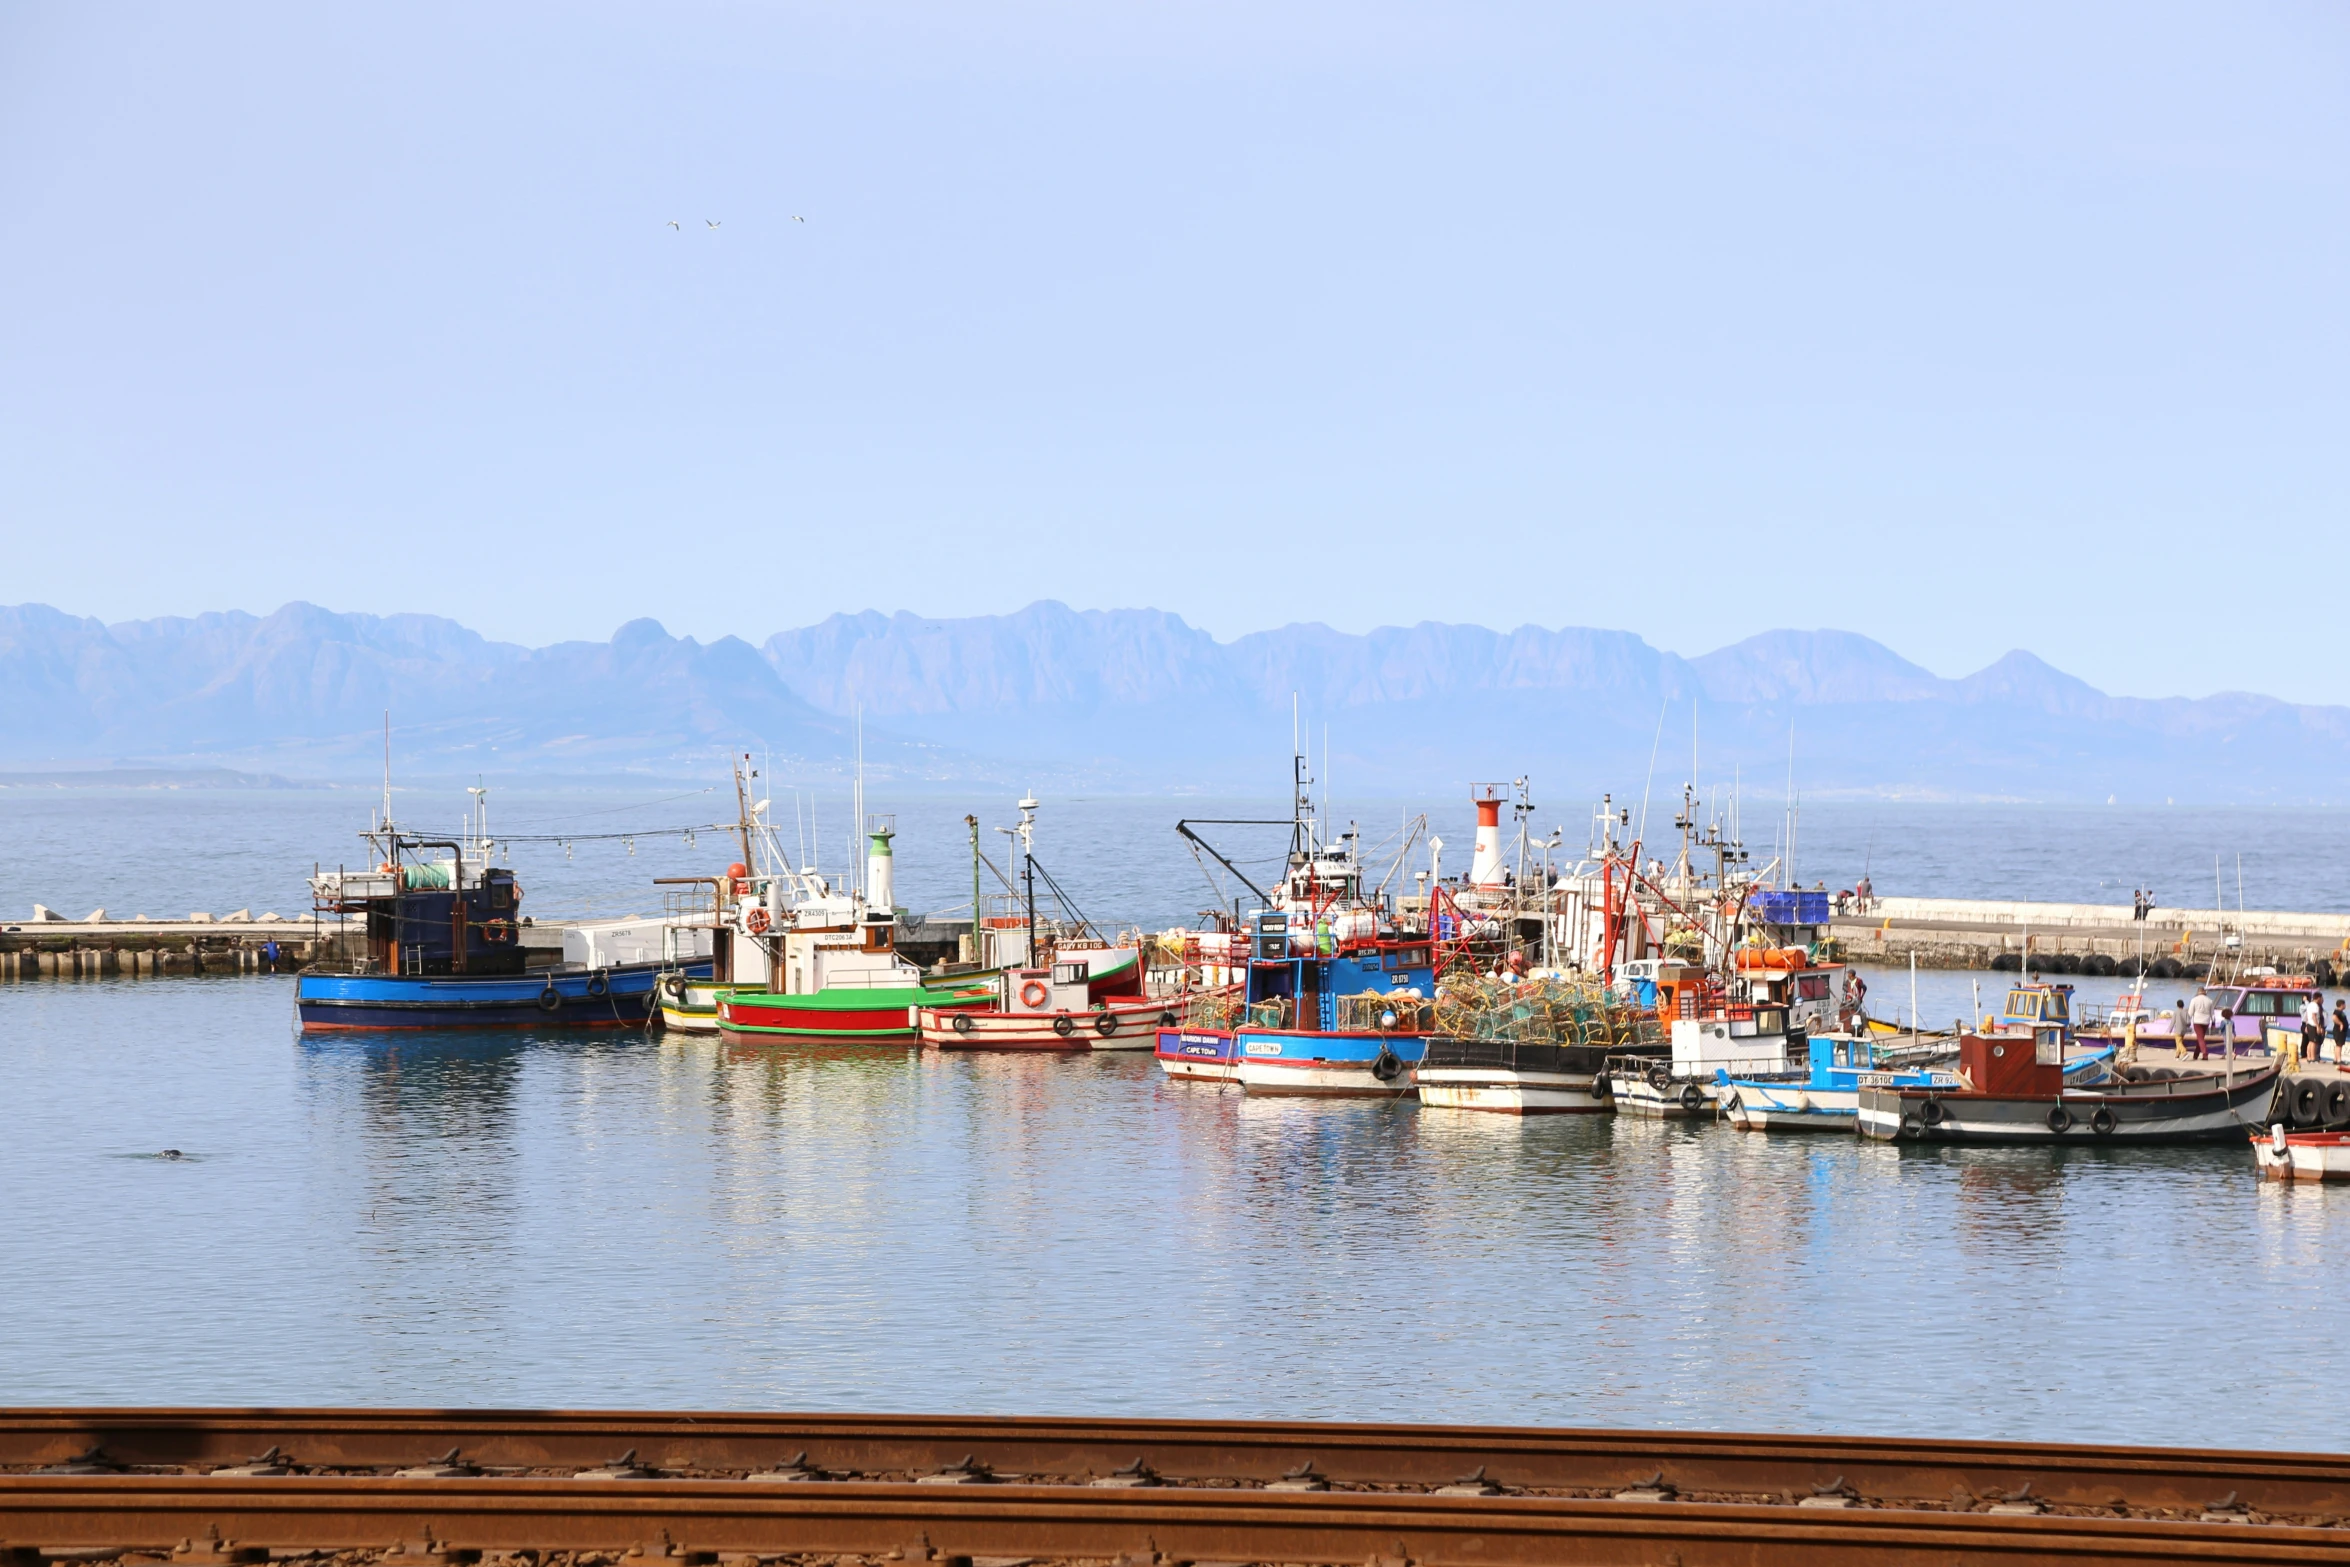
[917,796,1200,1051]
[1858,1025,2283,1144]
[709,787,990,1044]
[1721,1033,1964,1131]
[1606,947,1848,1117]
[1153,754,1437,1096]
[298,795,708,1030]
[2251,1078,2350,1179]
[1415,1035,1616,1113]
[922,945,1176,1051]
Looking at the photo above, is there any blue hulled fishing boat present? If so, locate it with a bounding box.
[297,797,703,1030]
[1154,755,1437,1095]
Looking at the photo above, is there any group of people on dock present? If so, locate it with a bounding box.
[2177,989,2347,1065]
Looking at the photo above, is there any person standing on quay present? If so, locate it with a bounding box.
[2332,1000,2347,1065]
[2186,989,2215,1060]
[2301,994,2324,1070]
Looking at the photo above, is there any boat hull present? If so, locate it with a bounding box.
[1156,1029,1240,1081]
[1723,1083,1863,1131]
[920,994,1181,1052]
[296,962,688,1030]
[2252,1126,2350,1181]
[1234,1029,1425,1098]
[1859,1067,2283,1145]
[717,985,983,1042]
[1415,1039,1614,1114]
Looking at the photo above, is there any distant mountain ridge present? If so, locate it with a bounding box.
[3,599,2345,801]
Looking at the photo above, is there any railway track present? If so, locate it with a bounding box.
[1,1409,2342,1566]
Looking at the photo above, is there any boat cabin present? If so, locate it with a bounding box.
[310,856,525,977]
[1999,982,2073,1031]
[1244,910,1433,1031]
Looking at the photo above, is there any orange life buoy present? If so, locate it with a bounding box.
[745,906,771,935]
[1019,979,1049,1009]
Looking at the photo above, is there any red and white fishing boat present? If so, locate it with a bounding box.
[920,946,1182,1050]
[2252,1124,2350,1182]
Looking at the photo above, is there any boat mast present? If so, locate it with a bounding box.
[967,814,982,965]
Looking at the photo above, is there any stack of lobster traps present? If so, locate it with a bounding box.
[1415,976,1666,1115]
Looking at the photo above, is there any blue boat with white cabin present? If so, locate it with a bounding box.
[1719,1034,1965,1132]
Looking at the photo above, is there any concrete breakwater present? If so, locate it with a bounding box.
[1831,896,2350,978]
[0,911,336,978]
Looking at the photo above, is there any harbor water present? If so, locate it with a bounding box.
[6,786,2350,1451]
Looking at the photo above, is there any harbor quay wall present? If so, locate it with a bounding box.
[0,919,341,980]
[1831,896,2350,977]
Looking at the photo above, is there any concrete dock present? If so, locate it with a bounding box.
[1832,896,2350,976]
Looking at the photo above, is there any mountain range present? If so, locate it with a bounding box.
[4,599,2344,802]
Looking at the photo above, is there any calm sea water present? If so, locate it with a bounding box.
[5,787,2349,1449]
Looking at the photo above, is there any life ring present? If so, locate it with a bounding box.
[1094,1013,1120,1037]
[1920,1099,1946,1126]
[536,986,562,1013]
[745,906,771,935]
[952,1013,974,1034]
[2090,1106,2118,1136]
[1053,1015,1075,1037]
[1371,1045,1405,1082]
[585,971,609,998]
[1019,980,1049,1009]
[1678,1083,1705,1114]
[2046,1106,2074,1134]
[482,919,517,944]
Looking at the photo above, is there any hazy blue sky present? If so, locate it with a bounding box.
[3,3,2344,700]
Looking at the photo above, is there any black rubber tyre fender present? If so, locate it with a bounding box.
[1371,1045,1405,1083]
[951,1012,974,1034]
[1920,1099,1946,1126]
[2090,1106,2118,1136]
[536,986,562,1013]
[1094,1012,1119,1037]
[1678,1082,1705,1114]
[1898,1114,1925,1139]
[585,971,609,998]
[2292,1077,2325,1127]
[2325,1080,2350,1129]
[2046,1105,2074,1134]
[1052,1014,1075,1037]
[1159,1009,1178,1027]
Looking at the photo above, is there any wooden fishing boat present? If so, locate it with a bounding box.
[1859,1026,2283,1145]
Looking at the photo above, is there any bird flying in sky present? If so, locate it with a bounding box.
[665,219,679,230]
[792,215,806,223]
[706,220,721,229]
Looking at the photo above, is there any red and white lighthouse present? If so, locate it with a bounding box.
[1469,786,1506,887]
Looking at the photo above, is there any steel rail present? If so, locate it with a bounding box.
[2,1477,2347,1567]
[2,1410,2344,1521]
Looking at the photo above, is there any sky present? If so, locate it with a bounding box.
[2,2,2345,702]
